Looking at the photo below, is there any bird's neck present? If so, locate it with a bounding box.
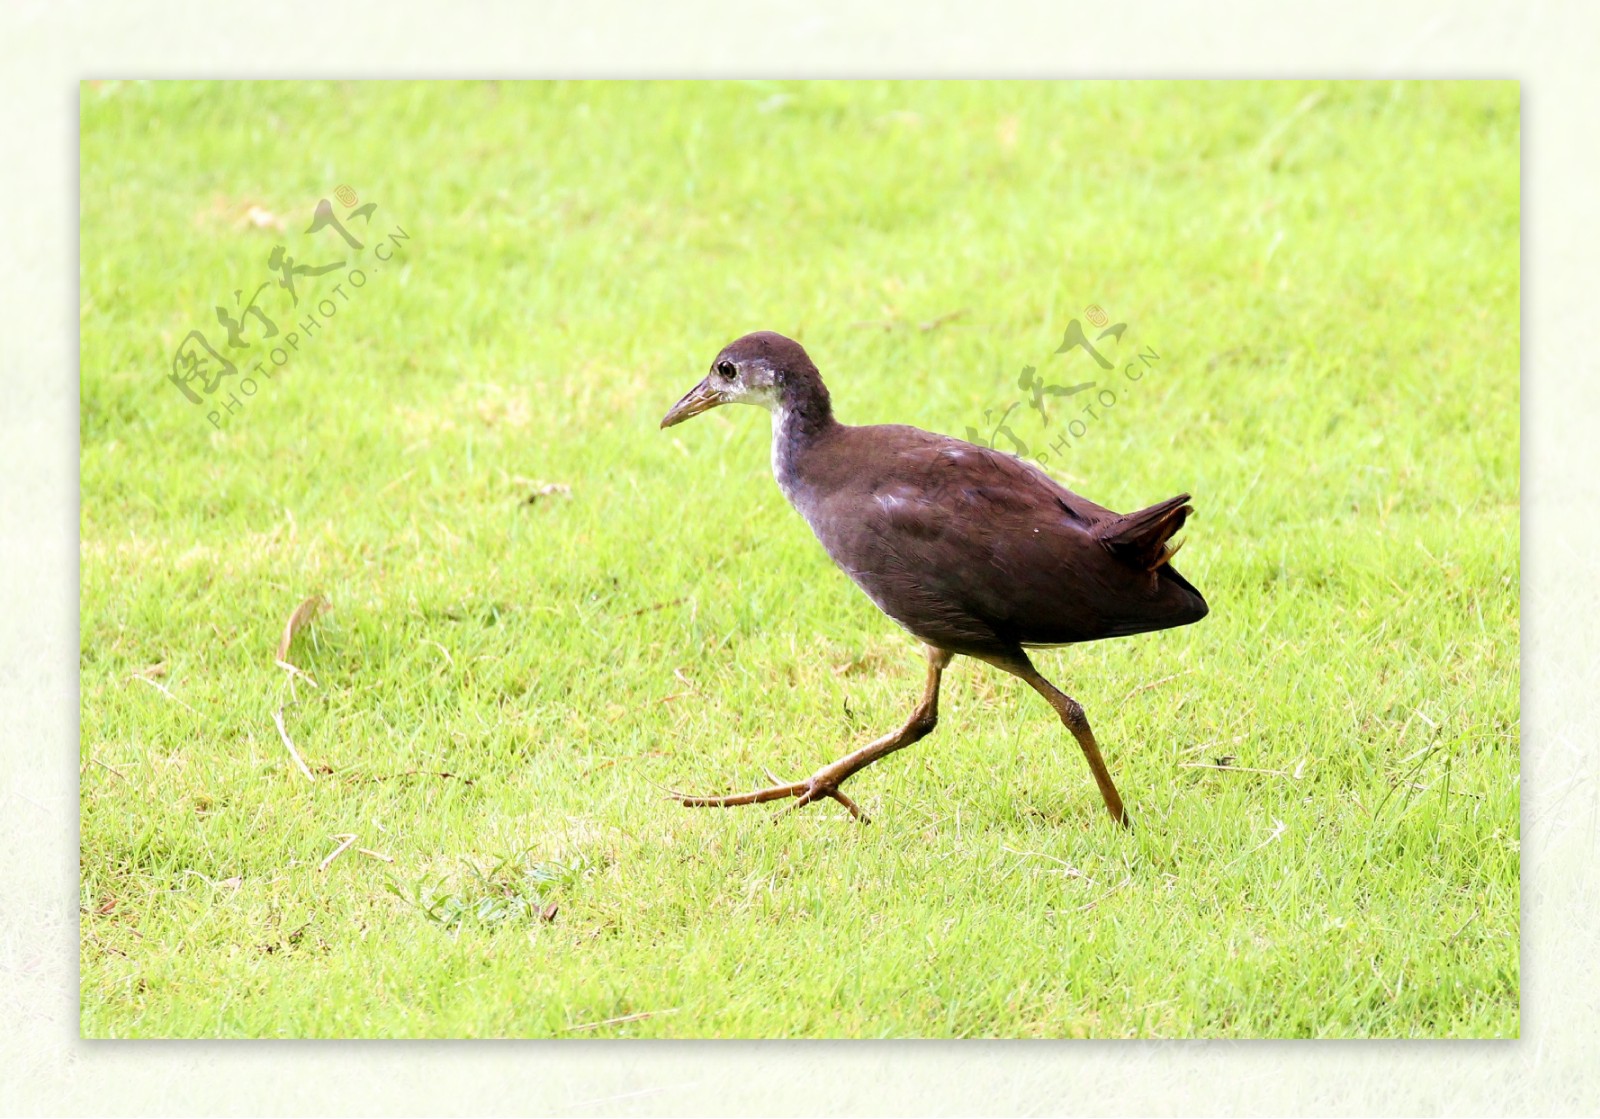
[769,380,836,507]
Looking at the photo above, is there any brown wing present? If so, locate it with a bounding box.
[801,426,1205,654]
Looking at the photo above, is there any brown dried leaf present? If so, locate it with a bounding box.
[193,195,288,232]
[517,480,572,505]
[242,204,286,231]
[276,594,331,664]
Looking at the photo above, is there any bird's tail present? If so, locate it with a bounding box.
[1092,493,1193,572]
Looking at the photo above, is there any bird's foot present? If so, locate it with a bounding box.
[667,767,869,823]
[787,776,867,821]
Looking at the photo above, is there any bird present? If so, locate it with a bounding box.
[659,331,1207,825]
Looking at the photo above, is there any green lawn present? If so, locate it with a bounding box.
[79,80,1519,1038]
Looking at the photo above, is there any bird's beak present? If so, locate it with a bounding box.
[660,377,724,429]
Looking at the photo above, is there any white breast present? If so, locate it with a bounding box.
[770,404,803,506]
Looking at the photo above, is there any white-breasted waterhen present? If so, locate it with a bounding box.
[660,331,1207,825]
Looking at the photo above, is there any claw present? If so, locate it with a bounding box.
[827,788,868,822]
[665,640,946,825]
[670,771,870,823]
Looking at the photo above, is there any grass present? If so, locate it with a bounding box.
[79,80,1519,1038]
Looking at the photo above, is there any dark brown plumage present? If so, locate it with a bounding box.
[660,331,1207,825]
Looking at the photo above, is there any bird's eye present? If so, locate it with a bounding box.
[716,360,737,380]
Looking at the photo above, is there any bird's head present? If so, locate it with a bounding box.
[660,332,819,428]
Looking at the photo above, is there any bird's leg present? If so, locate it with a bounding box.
[668,645,954,823]
[990,654,1130,827]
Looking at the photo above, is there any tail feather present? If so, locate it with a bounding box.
[1093,493,1194,572]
